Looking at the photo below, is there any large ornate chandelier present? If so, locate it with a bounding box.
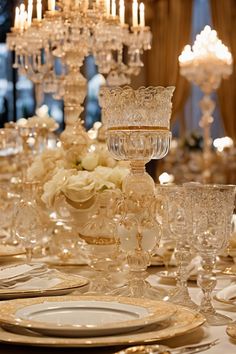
[7,0,152,128]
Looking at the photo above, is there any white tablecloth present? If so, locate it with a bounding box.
[148,273,236,354]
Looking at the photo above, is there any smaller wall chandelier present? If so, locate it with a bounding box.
[179,25,233,183]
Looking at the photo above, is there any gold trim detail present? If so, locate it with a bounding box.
[79,235,116,245]
[108,126,170,132]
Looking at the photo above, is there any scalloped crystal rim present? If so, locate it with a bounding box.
[99,86,175,107]
[99,86,175,129]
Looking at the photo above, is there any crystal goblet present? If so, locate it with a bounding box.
[99,86,175,299]
[156,185,197,309]
[14,181,45,263]
[185,183,236,325]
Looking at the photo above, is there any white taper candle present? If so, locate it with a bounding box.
[119,0,125,25]
[132,0,138,27]
[139,2,145,27]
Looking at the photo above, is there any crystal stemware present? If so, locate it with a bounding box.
[14,181,44,263]
[185,183,236,325]
[99,86,175,299]
[79,189,125,294]
[156,185,197,309]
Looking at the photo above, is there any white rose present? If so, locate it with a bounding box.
[62,171,96,203]
[108,166,129,189]
[81,152,99,171]
[93,166,113,180]
[97,145,117,168]
[27,159,45,181]
[27,148,65,183]
[94,176,116,191]
[42,168,74,207]
[92,167,116,191]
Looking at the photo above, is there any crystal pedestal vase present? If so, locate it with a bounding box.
[100,86,175,299]
[78,190,125,295]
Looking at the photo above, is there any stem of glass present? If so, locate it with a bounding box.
[198,255,217,315]
[25,246,33,263]
[169,241,197,308]
[175,242,190,292]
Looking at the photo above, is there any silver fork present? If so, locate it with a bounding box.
[114,339,220,354]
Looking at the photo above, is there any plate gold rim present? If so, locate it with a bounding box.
[0,248,25,257]
[158,270,197,282]
[213,293,236,306]
[0,299,206,347]
[0,296,177,335]
[226,322,236,340]
[0,273,89,298]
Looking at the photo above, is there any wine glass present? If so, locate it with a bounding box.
[156,185,197,309]
[14,182,45,263]
[185,183,236,325]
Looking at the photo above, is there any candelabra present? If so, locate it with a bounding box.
[179,25,233,183]
[7,0,152,129]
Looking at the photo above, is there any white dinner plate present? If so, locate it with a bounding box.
[0,295,176,337]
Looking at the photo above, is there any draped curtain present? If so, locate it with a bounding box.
[210,0,236,141]
[145,0,193,123]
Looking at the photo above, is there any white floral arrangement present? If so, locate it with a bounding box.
[27,124,129,208]
[17,105,59,132]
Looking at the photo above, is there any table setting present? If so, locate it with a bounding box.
[0,83,235,353]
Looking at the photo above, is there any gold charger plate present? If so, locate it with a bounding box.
[227,248,236,258]
[214,290,236,306]
[0,297,205,347]
[158,270,197,282]
[222,265,236,276]
[0,245,25,258]
[226,322,236,340]
[0,273,89,299]
[35,255,88,267]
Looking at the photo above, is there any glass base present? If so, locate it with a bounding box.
[85,271,127,295]
[110,280,167,300]
[200,310,233,326]
[165,287,198,310]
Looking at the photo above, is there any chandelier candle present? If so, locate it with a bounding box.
[14,7,20,29]
[132,0,138,27]
[111,0,116,17]
[139,2,145,27]
[36,0,42,21]
[27,0,33,27]
[48,0,56,11]
[119,0,125,25]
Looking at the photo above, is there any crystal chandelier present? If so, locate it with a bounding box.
[7,0,152,128]
[179,25,233,182]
